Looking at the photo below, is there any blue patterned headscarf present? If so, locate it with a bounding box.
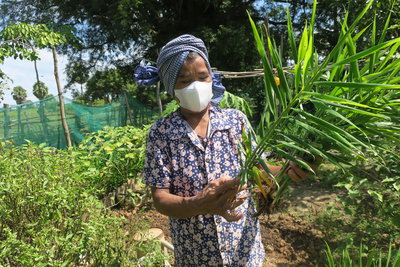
[134,34,225,104]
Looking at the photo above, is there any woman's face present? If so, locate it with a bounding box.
[175,56,212,90]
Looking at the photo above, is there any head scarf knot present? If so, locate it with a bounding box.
[134,34,225,104]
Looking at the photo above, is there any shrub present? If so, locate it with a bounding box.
[75,125,150,196]
[0,141,163,265]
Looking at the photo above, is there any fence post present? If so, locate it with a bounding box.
[3,104,10,138]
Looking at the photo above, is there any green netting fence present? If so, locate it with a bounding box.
[0,94,159,149]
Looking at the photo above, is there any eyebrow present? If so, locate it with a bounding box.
[177,71,209,78]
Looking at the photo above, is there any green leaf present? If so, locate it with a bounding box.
[286,7,298,63]
[314,81,400,90]
[329,38,400,69]
[367,190,383,202]
[270,144,315,174]
[247,12,277,116]
[298,21,308,62]
[312,98,388,119]
[293,108,370,152]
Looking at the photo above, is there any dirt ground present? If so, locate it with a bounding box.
[122,179,338,266]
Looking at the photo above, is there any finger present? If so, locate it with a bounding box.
[238,183,248,192]
[215,177,241,193]
[229,197,247,210]
[287,168,302,182]
[221,210,244,222]
[289,161,311,179]
[291,166,309,180]
[219,187,241,204]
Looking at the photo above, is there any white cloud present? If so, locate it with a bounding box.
[0,49,71,105]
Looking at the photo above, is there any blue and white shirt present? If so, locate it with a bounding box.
[143,105,265,266]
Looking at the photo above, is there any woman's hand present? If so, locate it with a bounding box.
[195,177,248,222]
[286,158,321,182]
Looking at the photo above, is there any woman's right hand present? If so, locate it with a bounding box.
[194,177,248,222]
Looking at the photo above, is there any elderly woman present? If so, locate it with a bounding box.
[134,34,312,266]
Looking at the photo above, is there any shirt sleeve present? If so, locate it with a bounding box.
[142,125,171,189]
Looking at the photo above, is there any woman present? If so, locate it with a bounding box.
[134,34,313,266]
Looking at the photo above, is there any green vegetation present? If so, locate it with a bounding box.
[75,125,150,196]
[0,0,398,265]
[325,241,400,267]
[0,126,166,265]
[240,0,399,211]
[11,86,27,104]
[237,0,400,264]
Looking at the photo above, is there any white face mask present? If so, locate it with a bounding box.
[174,81,213,112]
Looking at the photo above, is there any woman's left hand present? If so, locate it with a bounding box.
[286,158,321,182]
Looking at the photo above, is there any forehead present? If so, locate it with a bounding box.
[178,56,209,76]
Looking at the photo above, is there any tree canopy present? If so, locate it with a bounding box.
[0,0,398,109]
[0,0,261,71]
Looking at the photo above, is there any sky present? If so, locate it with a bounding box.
[0,49,71,106]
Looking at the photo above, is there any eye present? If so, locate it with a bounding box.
[177,79,190,85]
[199,76,210,81]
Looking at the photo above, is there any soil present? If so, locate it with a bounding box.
[119,179,338,266]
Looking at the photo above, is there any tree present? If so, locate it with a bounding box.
[0,70,11,103]
[33,81,49,100]
[65,62,89,96]
[33,80,50,143]
[0,23,76,146]
[0,0,262,103]
[84,68,124,103]
[11,85,27,104]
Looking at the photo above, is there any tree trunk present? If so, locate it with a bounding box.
[34,60,40,84]
[52,46,72,147]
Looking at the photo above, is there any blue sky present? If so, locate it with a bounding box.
[1,49,71,105]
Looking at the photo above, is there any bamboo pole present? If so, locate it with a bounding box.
[52,46,72,147]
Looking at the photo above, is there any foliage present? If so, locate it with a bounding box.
[0,0,264,110]
[335,151,400,228]
[258,0,399,60]
[324,241,400,267]
[0,22,76,104]
[0,0,259,68]
[241,0,400,214]
[83,68,126,103]
[315,147,400,250]
[75,125,150,196]
[64,61,90,100]
[0,70,10,102]
[0,23,73,63]
[161,99,179,117]
[11,85,26,104]
[0,141,165,266]
[220,90,253,118]
[32,81,49,100]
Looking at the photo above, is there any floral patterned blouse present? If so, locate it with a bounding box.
[143,105,265,266]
